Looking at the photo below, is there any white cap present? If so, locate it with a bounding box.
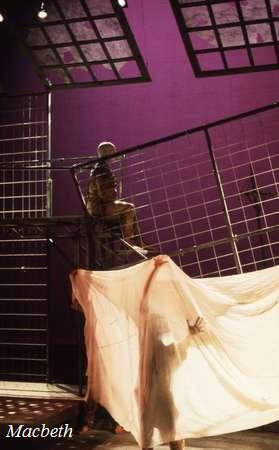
[97,141,116,158]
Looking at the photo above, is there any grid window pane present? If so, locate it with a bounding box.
[57,46,83,64]
[80,43,107,61]
[246,24,272,44]
[105,40,132,59]
[69,21,97,41]
[182,6,211,28]
[240,2,268,20]
[95,18,124,38]
[171,0,279,76]
[45,25,72,44]
[219,27,245,47]
[211,3,239,24]
[34,48,59,66]
[190,30,218,50]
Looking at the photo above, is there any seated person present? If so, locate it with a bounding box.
[86,141,147,254]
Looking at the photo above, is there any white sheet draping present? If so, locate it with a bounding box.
[70,255,279,448]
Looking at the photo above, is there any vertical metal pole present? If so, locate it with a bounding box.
[205,128,243,274]
[46,226,52,383]
[46,90,52,217]
[46,92,52,380]
[28,95,32,218]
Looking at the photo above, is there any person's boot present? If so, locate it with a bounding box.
[78,400,97,433]
[169,440,185,450]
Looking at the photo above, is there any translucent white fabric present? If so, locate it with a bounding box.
[70,255,279,448]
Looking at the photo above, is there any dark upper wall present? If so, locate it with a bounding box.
[1,0,279,214]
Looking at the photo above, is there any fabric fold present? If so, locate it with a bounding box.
[70,256,279,448]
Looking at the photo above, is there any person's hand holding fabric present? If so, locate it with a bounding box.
[187,316,205,334]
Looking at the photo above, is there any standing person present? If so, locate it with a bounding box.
[141,317,204,450]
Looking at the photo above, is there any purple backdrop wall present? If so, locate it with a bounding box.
[1,0,279,215]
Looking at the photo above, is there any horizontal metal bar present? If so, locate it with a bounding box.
[0,328,47,331]
[0,254,47,257]
[0,105,46,112]
[48,76,150,92]
[0,209,46,213]
[0,214,89,225]
[0,342,46,346]
[184,22,279,35]
[239,241,279,253]
[242,256,277,267]
[0,135,47,143]
[0,283,47,287]
[0,267,47,270]
[0,298,47,302]
[0,180,47,186]
[0,166,48,171]
[0,195,46,200]
[0,372,46,377]
[167,224,279,258]
[40,56,135,70]
[0,357,47,361]
[0,158,47,166]
[27,13,116,29]
[195,64,279,78]
[231,212,278,227]
[195,41,279,55]
[0,120,47,128]
[220,165,279,181]
[0,150,47,157]
[0,105,46,113]
[0,238,47,242]
[0,166,69,171]
[30,35,127,50]
[0,313,47,317]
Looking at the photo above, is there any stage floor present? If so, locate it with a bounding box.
[0,429,278,450]
[0,381,81,400]
[0,382,278,450]
[96,430,279,449]
[0,381,83,446]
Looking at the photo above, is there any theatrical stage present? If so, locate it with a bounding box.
[1,0,279,449]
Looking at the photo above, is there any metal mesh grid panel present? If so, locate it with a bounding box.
[170,0,279,76]
[73,103,279,277]
[0,217,91,382]
[120,134,238,276]
[0,93,50,219]
[18,0,150,89]
[209,107,279,271]
[0,231,48,381]
[0,93,51,381]
[73,134,238,276]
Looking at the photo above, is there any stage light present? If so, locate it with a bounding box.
[0,13,4,23]
[38,2,47,19]
[117,0,128,7]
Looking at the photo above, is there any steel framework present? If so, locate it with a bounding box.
[72,101,279,276]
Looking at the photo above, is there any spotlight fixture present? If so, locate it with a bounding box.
[0,12,4,23]
[38,2,47,19]
[117,0,128,7]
